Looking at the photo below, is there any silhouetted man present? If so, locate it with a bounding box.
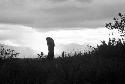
[46,37,55,60]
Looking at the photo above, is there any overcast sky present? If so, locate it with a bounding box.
[0,0,124,56]
[0,0,125,31]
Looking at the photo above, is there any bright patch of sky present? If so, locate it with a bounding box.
[0,24,121,56]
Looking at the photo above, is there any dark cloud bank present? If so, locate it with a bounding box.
[0,0,125,31]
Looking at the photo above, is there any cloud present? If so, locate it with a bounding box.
[0,24,121,55]
[48,0,92,4]
[44,28,112,45]
[0,24,43,50]
[77,0,92,3]
[0,24,24,40]
[0,0,125,31]
[48,0,68,3]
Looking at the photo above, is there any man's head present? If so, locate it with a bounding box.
[46,37,55,47]
[46,37,52,41]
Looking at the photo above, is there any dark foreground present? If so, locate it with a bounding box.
[0,54,125,84]
[0,39,125,84]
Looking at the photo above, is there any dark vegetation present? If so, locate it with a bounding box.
[0,46,19,60]
[0,13,125,84]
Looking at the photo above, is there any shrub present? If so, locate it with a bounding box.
[91,38,125,58]
[0,46,19,60]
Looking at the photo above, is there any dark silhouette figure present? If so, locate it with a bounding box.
[62,51,65,58]
[46,37,55,60]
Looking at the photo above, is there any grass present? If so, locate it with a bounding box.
[0,38,125,84]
